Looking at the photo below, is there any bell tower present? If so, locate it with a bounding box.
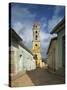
[32,23,42,68]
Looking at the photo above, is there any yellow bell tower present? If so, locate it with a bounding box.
[32,23,42,68]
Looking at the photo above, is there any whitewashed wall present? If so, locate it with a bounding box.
[10,44,36,76]
[10,46,19,74]
[18,45,36,72]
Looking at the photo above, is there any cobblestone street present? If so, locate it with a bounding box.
[12,68,65,87]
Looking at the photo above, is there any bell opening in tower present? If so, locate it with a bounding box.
[35,44,37,46]
[36,31,37,33]
[35,35,38,40]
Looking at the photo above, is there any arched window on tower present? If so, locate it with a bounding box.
[36,31,37,33]
[35,44,37,46]
[35,35,38,40]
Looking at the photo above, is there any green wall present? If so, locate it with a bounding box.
[57,28,65,68]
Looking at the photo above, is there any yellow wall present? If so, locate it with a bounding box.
[32,24,42,68]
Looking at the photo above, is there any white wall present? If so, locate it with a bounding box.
[18,45,36,72]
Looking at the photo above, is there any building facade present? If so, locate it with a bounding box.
[9,28,36,86]
[47,38,57,72]
[32,24,42,68]
[47,18,65,74]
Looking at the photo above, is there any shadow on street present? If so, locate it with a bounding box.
[26,68,65,86]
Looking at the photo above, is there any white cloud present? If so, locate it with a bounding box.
[54,6,64,16]
[40,31,50,41]
[40,31,50,58]
[48,16,62,32]
[48,6,64,32]
[40,17,46,23]
[40,17,47,31]
[11,5,36,42]
[17,7,36,18]
[13,22,25,32]
[40,30,57,58]
[12,21,33,49]
[11,6,36,25]
[22,28,33,42]
[42,23,47,29]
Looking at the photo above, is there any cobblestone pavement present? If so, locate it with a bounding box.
[12,68,65,87]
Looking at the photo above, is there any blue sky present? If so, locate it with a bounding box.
[10,3,65,58]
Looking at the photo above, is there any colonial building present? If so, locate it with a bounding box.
[32,23,42,68]
[47,18,65,75]
[47,37,57,72]
[9,28,36,86]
